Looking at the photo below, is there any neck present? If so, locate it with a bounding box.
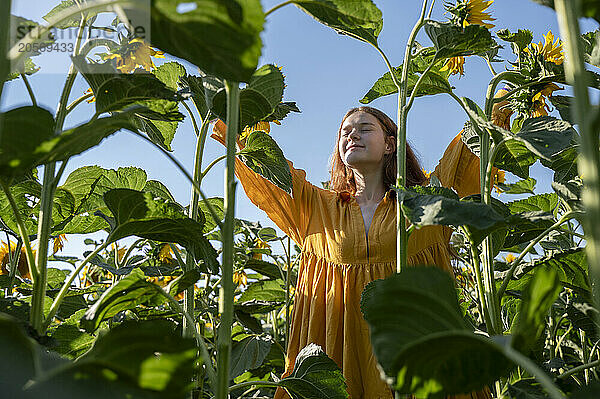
[353,167,387,205]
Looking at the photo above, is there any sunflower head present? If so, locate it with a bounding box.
[251,238,271,260]
[53,234,67,254]
[240,121,271,141]
[446,0,495,29]
[526,31,564,65]
[0,242,35,280]
[530,83,562,117]
[505,253,516,263]
[233,270,248,287]
[493,169,505,193]
[440,56,465,76]
[102,37,165,74]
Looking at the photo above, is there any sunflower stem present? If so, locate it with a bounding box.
[555,0,600,336]
[215,80,240,399]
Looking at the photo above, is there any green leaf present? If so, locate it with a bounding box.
[502,211,555,251]
[397,186,506,231]
[234,300,283,314]
[549,95,575,124]
[212,64,286,130]
[498,248,589,296]
[80,320,196,395]
[9,15,54,77]
[494,140,538,179]
[103,188,218,272]
[0,106,55,179]
[265,101,301,122]
[244,258,283,280]
[360,51,451,104]
[498,177,537,194]
[150,0,264,82]
[581,30,600,67]
[50,309,95,359]
[238,279,286,302]
[180,73,224,119]
[511,267,561,354]
[497,29,533,53]
[508,193,558,214]
[230,334,272,378]
[292,0,382,46]
[167,269,201,297]
[552,178,583,212]
[277,343,348,399]
[43,0,97,28]
[0,314,36,395]
[540,145,579,183]
[238,131,293,194]
[507,378,547,399]
[153,61,186,91]
[360,267,512,396]
[198,197,224,233]
[81,269,163,331]
[424,21,497,60]
[565,297,600,342]
[515,117,576,161]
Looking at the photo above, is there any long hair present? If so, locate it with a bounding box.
[329,106,427,195]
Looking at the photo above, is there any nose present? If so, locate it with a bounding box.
[348,128,360,141]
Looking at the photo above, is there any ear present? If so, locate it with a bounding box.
[384,136,395,154]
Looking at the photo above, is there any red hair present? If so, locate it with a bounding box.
[329,106,427,195]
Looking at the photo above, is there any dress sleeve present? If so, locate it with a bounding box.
[211,120,315,246]
[431,89,512,198]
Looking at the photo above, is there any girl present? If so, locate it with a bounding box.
[212,101,509,398]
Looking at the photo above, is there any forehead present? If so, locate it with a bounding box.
[341,111,380,130]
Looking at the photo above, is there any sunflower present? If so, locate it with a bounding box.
[0,242,34,280]
[531,83,562,117]
[240,121,272,140]
[53,234,67,254]
[102,37,165,74]
[158,243,176,264]
[251,238,271,260]
[526,31,564,65]
[504,253,516,263]
[440,56,465,76]
[233,270,248,287]
[421,167,432,179]
[111,243,127,263]
[463,0,495,29]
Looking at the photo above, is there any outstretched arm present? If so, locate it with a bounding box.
[211,120,316,246]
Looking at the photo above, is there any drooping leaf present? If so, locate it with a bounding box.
[50,309,95,359]
[244,258,283,280]
[565,297,600,342]
[511,267,561,354]
[238,131,293,194]
[103,188,218,272]
[498,177,537,194]
[552,178,583,212]
[238,279,286,302]
[42,0,97,29]
[264,101,301,123]
[234,300,283,315]
[424,21,497,60]
[167,269,201,297]
[360,50,452,104]
[277,343,348,399]
[230,334,272,379]
[150,0,264,82]
[153,61,186,91]
[540,145,579,183]
[508,193,559,214]
[549,95,575,124]
[0,106,55,180]
[292,0,382,46]
[497,29,533,53]
[581,30,600,67]
[361,267,513,396]
[81,268,164,331]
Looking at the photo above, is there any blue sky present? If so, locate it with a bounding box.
[3,0,599,260]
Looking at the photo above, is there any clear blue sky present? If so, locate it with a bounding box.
[3,0,598,260]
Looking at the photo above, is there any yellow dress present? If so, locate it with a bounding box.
[215,124,493,398]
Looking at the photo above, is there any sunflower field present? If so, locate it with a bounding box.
[1,0,600,398]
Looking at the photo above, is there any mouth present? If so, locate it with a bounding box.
[346,145,363,151]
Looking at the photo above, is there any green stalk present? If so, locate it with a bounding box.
[21,74,37,106]
[215,80,240,399]
[32,13,87,335]
[554,0,600,330]
[183,106,210,338]
[395,0,429,274]
[464,229,494,331]
[41,241,109,331]
[264,0,294,17]
[0,0,11,102]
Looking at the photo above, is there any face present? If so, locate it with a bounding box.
[338,111,393,172]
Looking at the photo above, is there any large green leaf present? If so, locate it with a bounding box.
[50,309,95,359]
[552,178,583,212]
[499,248,589,296]
[81,268,163,331]
[360,267,512,396]
[424,21,497,60]
[511,267,561,354]
[180,72,224,119]
[360,50,452,104]
[212,64,286,130]
[238,131,293,194]
[238,279,286,302]
[0,314,36,396]
[397,186,506,231]
[497,29,534,53]
[515,117,575,161]
[104,188,218,272]
[42,0,98,29]
[498,177,537,195]
[150,0,264,82]
[277,343,348,399]
[244,258,283,280]
[292,0,382,46]
[0,106,55,179]
[540,145,579,183]
[507,193,559,214]
[230,334,272,378]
